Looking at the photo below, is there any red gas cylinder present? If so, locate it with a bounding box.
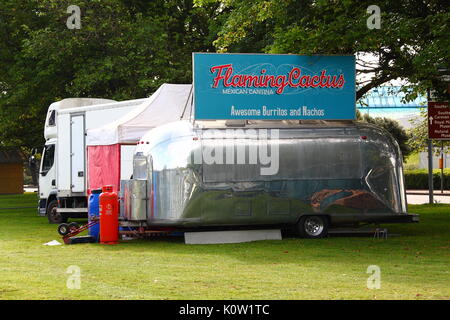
[99,185,119,244]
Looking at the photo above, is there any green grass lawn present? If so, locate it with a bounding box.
[0,193,37,208]
[0,193,448,300]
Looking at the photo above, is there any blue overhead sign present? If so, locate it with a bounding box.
[193,53,356,120]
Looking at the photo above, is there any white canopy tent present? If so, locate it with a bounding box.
[87,83,193,146]
[85,83,192,192]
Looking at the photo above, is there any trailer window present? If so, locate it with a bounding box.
[41,144,55,174]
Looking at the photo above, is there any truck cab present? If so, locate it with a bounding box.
[38,101,59,221]
[38,138,57,219]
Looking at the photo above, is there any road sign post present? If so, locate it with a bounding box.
[440,140,444,193]
[428,139,434,204]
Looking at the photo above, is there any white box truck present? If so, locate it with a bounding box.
[38,98,147,223]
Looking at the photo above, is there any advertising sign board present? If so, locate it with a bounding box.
[193,53,356,120]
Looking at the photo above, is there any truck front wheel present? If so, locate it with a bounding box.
[47,200,67,224]
[298,215,329,238]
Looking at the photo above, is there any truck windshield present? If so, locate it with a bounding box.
[48,110,56,126]
[41,144,55,173]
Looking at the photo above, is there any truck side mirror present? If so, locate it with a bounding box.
[28,155,36,167]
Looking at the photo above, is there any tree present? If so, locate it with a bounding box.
[2,0,448,153]
[197,0,449,101]
[0,0,221,150]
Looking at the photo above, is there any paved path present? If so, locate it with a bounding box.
[407,189,450,195]
[406,190,450,204]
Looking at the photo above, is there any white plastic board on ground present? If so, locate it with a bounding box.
[184,229,282,244]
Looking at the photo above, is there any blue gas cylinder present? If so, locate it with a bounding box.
[88,188,102,242]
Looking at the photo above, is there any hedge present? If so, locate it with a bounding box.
[404,169,450,190]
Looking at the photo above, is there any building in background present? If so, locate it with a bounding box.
[418,152,449,169]
[0,147,25,194]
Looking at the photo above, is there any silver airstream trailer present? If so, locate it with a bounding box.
[122,120,418,238]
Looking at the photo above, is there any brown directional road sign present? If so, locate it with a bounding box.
[428,101,450,140]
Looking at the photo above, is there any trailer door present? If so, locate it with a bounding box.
[70,114,85,193]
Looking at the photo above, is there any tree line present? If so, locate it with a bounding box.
[0,0,448,154]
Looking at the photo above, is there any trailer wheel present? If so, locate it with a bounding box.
[298,215,328,238]
[57,223,70,236]
[47,200,67,224]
